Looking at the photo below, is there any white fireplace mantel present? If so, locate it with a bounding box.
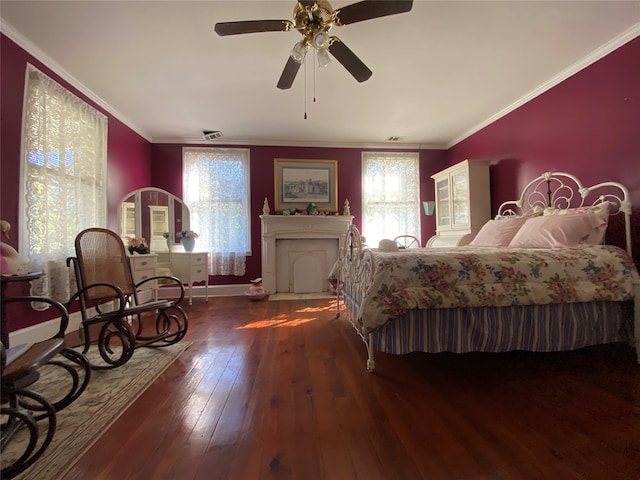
[260,215,353,294]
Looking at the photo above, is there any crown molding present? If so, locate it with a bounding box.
[447,23,640,149]
[1,19,151,142]
[152,136,447,150]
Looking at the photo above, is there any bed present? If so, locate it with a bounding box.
[334,171,640,371]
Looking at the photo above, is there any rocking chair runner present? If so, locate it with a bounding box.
[66,228,188,369]
[1,297,91,479]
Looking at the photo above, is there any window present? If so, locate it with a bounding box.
[20,65,107,305]
[182,148,251,276]
[361,152,421,247]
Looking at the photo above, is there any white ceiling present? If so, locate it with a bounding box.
[1,1,639,149]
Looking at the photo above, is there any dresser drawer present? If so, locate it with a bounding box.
[186,253,207,267]
[129,256,157,270]
[132,269,156,286]
[189,264,208,283]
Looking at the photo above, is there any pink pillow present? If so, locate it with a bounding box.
[508,213,607,248]
[543,201,610,244]
[469,217,529,247]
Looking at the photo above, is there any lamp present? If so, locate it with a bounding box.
[423,201,435,216]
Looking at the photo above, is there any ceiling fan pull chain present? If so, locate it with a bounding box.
[304,57,308,120]
[313,49,317,103]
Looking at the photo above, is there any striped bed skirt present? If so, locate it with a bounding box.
[343,295,633,355]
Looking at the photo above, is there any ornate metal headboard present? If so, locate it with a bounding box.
[497,171,633,256]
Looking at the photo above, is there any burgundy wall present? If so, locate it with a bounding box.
[1,34,152,331]
[4,31,637,334]
[151,144,447,285]
[448,36,640,265]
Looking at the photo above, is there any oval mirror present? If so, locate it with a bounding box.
[118,187,190,252]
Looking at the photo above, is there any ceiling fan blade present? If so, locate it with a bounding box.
[328,38,372,83]
[277,57,302,90]
[214,20,293,36]
[336,0,413,25]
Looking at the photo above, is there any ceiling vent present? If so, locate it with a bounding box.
[203,130,223,141]
[386,136,405,142]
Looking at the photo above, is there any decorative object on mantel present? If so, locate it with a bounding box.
[263,198,270,215]
[179,230,199,252]
[343,199,351,216]
[126,236,150,255]
[244,277,270,301]
[0,220,30,275]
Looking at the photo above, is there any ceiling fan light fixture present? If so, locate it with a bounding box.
[316,47,331,68]
[313,31,330,49]
[290,40,309,64]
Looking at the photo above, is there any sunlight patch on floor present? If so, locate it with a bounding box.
[268,292,337,301]
[236,317,318,329]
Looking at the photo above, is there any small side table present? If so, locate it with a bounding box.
[170,252,209,305]
[1,271,43,348]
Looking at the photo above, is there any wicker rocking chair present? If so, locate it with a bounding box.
[66,228,188,369]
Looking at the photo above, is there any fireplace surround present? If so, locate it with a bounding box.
[260,215,353,294]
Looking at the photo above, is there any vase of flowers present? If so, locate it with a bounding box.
[179,230,199,252]
[126,237,149,255]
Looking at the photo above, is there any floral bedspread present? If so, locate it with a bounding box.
[358,245,639,333]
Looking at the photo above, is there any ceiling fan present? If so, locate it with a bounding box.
[214,0,413,89]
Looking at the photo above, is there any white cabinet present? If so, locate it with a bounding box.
[148,205,169,252]
[120,201,136,242]
[170,252,209,305]
[128,254,158,302]
[426,159,491,248]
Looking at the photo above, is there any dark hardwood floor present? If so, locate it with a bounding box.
[62,296,640,480]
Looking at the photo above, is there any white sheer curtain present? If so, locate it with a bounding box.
[182,148,250,276]
[361,151,421,247]
[20,64,108,306]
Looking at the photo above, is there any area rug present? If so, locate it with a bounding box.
[268,292,337,301]
[4,341,191,480]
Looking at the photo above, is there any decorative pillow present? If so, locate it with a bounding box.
[508,213,607,248]
[543,201,610,244]
[469,216,529,247]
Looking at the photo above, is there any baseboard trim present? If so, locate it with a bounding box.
[9,308,88,347]
[8,284,251,346]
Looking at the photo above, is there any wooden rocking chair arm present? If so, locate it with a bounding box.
[136,275,186,305]
[1,338,65,383]
[122,300,172,316]
[2,297,71,340]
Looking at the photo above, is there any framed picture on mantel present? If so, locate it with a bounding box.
[274,159,338,212]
